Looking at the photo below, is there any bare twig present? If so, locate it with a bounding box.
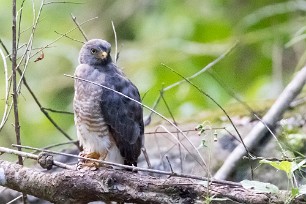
[30,16,98,60]
[164,41,238,92]
[214,66,306,180]
[12,0,23,167]
[209,71,287,156]
[0,48,9,130]
[54,31,84,44]
[0,146,74,170]
[0,39,11,60]
[0,38,73,141]
[33,140,78,153]
[71,13,88,41]
[16,0,26,49]
[160,91,183,172]
[145,127,229,135]
[243,156,295,162]
[15,17,98,143]
[157,125,208,171]
[290,96,306,107]
[19,75,74,141]
[165,155,174,174]
[10,144,238,186]
[161,63,251,157]
[6,195,23,204]
[15,17,97,144]
[41,107,74,115]
[146,42,238,125]
[44,1,83,5]
[12,1,26,202]
[111,21,119,63]
[141,147,152,169]
[16,0,45,92]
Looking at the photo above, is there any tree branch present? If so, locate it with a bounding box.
[12,0,23,167]
[214,66,306,180]
[0,159,290,204]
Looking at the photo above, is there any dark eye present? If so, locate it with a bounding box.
[90,48,97,54]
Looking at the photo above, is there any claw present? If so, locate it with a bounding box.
[77,151,101,171]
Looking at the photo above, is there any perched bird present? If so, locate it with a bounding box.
[73,39,144,170]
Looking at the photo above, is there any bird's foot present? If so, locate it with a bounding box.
[77,152,101,171]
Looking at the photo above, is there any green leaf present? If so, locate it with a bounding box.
[241,180,279,194]
[291,187,299,197]
[259,159,293,176]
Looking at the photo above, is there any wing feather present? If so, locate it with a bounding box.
[100,71,144,165]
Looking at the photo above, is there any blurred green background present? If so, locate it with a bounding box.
[0,0,305,149]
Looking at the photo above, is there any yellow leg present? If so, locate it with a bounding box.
[77,151,107,171]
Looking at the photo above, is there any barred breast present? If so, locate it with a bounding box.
[73,64,113,154]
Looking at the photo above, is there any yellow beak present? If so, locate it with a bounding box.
[98,51,108,59]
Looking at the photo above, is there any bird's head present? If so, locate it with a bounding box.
[79,39,112,65]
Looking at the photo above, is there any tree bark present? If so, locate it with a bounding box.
[0,159,292,204]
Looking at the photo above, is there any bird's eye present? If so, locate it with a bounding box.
[90,48,97,54]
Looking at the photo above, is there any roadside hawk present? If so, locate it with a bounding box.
[74,39,144,170]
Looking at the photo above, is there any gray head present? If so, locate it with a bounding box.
[79,39,112,65]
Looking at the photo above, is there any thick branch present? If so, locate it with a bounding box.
[0,160,288,204]
[215,66,306,180]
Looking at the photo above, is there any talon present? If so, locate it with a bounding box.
[77,151,101,171]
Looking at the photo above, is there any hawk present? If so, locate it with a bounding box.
[74,39,144,170]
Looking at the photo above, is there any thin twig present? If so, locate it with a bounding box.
[41,107,74,115]
[290,96,306,108]
[12,0,23,167]
[160,90,183,173]
[13,16,97,144]
[243,156,294,162]
[209,71,287,156]
[0,146,74,170]
[10,144,240,187]
[16,0,26,49]
[165,155,174,174]
[145,127,228,135]
[19,74,74,141]
[157,125,207,173]
[161,63,251,157]
[111,21,119,63]
[54,31,85,44]
[0,48,9,130]
[12,0,27,202]
[19,17,46,35]
[71,13,88,41]
[0,39,11,60]
[16,17,97,143]
[1,39,74,141]
[16,0,45,92]
[34,140,78,153]
[146,42,238,126]
[30,16,98,60]
[141,147,152,169]
[0,103,13,132]
[6,195,23,204]
[44,1,83,5]
[164,41,238,92]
